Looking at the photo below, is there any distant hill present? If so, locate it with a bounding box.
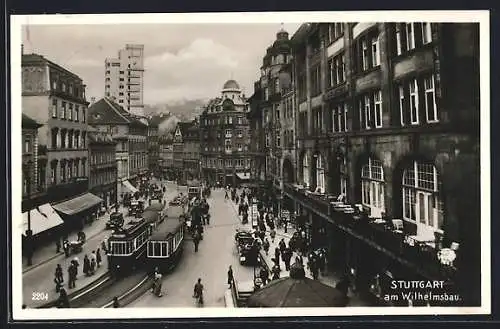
[144,99,207,122]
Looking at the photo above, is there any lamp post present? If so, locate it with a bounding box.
[23,163,33,266]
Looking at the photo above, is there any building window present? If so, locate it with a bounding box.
[228,116,233,124]
[225,140,232,152]
[357,31,380,72]
[61,102,66,119]
[82,109,86,123]
[402,161,443,238]
[52,99,58,118]
[371,35,380,67]
[237,117,243,125]
[374,90,383,128]
[328,53,345,87]
[311,66,321,97]
[332,103,348,132]
[422,23,432,45]
[60,162,66,182]
[424,75,438,122]
[361,158,385,218]
[363,95,371,129]
[302,154,310,187]
[51,164,57,184]
[62,83,66,92]
[68,103,73,120]
[399,86,406,126]
[406,23,416,50]
[396,23,432,56]
[24,138,30,153]
[275,79,280,93]
[327,23,344,44]
[409,78,419,124]
[225,129,232,138]
[74,105,79,122]
[316,154,325,193]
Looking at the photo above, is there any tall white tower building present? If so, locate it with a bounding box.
[104,44,145,116]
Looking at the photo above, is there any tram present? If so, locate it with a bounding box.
[146,204,186,273]
[107,216,152,275]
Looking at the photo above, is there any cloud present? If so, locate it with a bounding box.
[22,23,302,105]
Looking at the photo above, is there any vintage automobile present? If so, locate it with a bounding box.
[106,212,125,229]
[129,200,145,217]
[235,230,259,265]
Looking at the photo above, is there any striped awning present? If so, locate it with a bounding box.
[52,193,103,216]
[22,204,64,236]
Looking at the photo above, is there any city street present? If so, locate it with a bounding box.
[128,188,255,307]
[22,180,180,308]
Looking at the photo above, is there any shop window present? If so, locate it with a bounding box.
[361,158,385,218]
[402,161,444,239]
[302,154,310,187]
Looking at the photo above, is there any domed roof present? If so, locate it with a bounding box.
[223,79,240,90]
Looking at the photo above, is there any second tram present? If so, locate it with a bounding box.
[146,204,186,273]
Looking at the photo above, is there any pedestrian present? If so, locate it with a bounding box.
[56,239,61,253]
[96,248,102,268]
[72,257,80,278]
[54,265,64,293]
[271,263,280,280]
[90,258,96,275]
[67,263,76,289]
[57,287,70,308]
[283,218,288,233]
[279,238,286,254]
[282,247,292,271]
[227,265,234,288]
[262,238,270,256]
[269,228,276,243]
[83,255,90,276]
[260,266,269,285]
[63,240,69,257]
[224,190,229,200]
[193,231,200,252]
[113,296,120,308]
[274,247,280,266]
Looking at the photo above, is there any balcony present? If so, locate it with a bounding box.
[283,182,458,282]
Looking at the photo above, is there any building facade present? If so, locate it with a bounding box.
[88,127,118,209]
[22,54,90,207]
[251,23,480,306]
[88,97,148,201]
[158,133,174,180]
[200,80,252,186]
[183,120,201,181]
[104,44,145,116]
[22,114,44,213]
[147,115,166,177]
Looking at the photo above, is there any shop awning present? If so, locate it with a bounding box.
[236,172,251,180]
[122,180,138,193]
[22,205,64,236]
[52,193,103,216]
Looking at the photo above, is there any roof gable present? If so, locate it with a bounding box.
[88,98,130,124]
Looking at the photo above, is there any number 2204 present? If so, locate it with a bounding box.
[32,292,48,301]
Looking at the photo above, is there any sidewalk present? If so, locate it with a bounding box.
[22,204,125,273]
[229,191,371,306]
[23,182,180,307]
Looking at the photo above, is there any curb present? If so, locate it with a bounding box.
[22,227,108,274]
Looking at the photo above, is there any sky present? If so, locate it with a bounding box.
[21,23,301,105]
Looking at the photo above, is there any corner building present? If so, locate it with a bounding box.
[200,80,252,187]
[262,23,479,306]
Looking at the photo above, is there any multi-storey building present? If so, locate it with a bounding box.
[22,53,101,231]
[147,115,167,177]
[88,126,118,209]
[104,44,145,116]
[250,27,293,211]
[89,97,148,201]
[22,114,44,213]
[183,120,201,181]
[251,23,480,306]
[158,133,174,180]
[200,80,252,186]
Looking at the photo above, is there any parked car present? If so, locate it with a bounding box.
[235,230,259,265]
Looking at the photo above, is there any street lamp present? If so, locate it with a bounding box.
[23,162,33,266]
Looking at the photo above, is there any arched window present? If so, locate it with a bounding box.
[402,161,444,239]
[361,157,385,217]
[316,154,325,193]
[302,154,310,187]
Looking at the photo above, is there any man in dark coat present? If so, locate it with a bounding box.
[274,247,281,267]
[260,266,269,285]
[282,247,293,271]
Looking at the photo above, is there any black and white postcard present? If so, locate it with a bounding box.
[10,11,490,319]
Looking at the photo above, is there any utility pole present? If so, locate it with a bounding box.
[24,163,33,266]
